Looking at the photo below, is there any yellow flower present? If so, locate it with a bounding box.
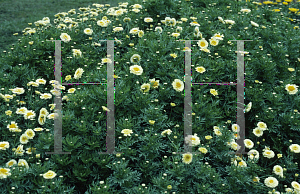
[149,78,160,89]
[285,84,299,95]
[197,38,208,49]
[84,28,93,35]
[72,49,82,58]
[199,147,208,154]
[205,135,213,140]
[170,103,176,107]
[170,53,177,58]
[65,75,71,81]
[172,79,184,92]
[5,110,12,116]
[289,8,299,12]
[130,65,143,75]
[149,120,155,125]
[101,58,112,64]
[167,185,172,190]
[210,89,218,96]
[29,41,34,45]
[140,83,150,93]
[181,18,188,22]
[171,33,180,38]
[121,129,133,136]
[129,43,134,47]
[195,66,206,73]
[182,152,193,164]
[43,170,57,179]
[138,30,144,37]
[183,47,191,52]
[18,101,26,105]
[288,68,295,72]
[102,106,110,112]
[277,154,282,158]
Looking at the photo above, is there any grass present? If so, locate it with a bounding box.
[0,0,126,54]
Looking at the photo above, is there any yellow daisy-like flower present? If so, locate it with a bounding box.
[6,159,17,167]
[130,65,143,75]
[84,28,93,35]
[40,93,52,100]
[20,134,29,144]
[74,68,84,79]
[210,89,218,96]
[289,144,300,153]
[36,78,46,85]
[170,53,177,58]
[102,106,110,112]
[121,129,133,136]
[144,17,153,22]
[38,115,46,125]
[18,101,26,105]
[72,49,82,58]
[113,27,124,32]
[43,170,57,179]
[140,83,150,93]
[65,75,72,81]
[190,21,200,26]
[0,142,10,151]
[9,88,25,95]
[288,68,295,72]
[60,33,71,43]
[182,47,191,52]
[172,79,184,92]
[68,88,76,93]
[24,129,35,139]
[0,168,11,178]
[138,30,144,37]
[149,78,160,89]
[130,54,141,64]
[129,27,140,34]
[5,110,12,117]
[101,58,112,64]
[195,66,206,73]
[209,37,219,46]
[285,84,298,95]
[205,135,213,140]
[198,38,208,49]
[181,18,188,22]
[149,120,155,125]
[198,147,208,154]
[182,152,193,164]
[171,33,180,38]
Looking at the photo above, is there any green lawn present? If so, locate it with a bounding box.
[0,0,126,54]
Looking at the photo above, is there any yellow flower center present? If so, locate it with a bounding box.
[10,124,16,128]
[288,86,295,91]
